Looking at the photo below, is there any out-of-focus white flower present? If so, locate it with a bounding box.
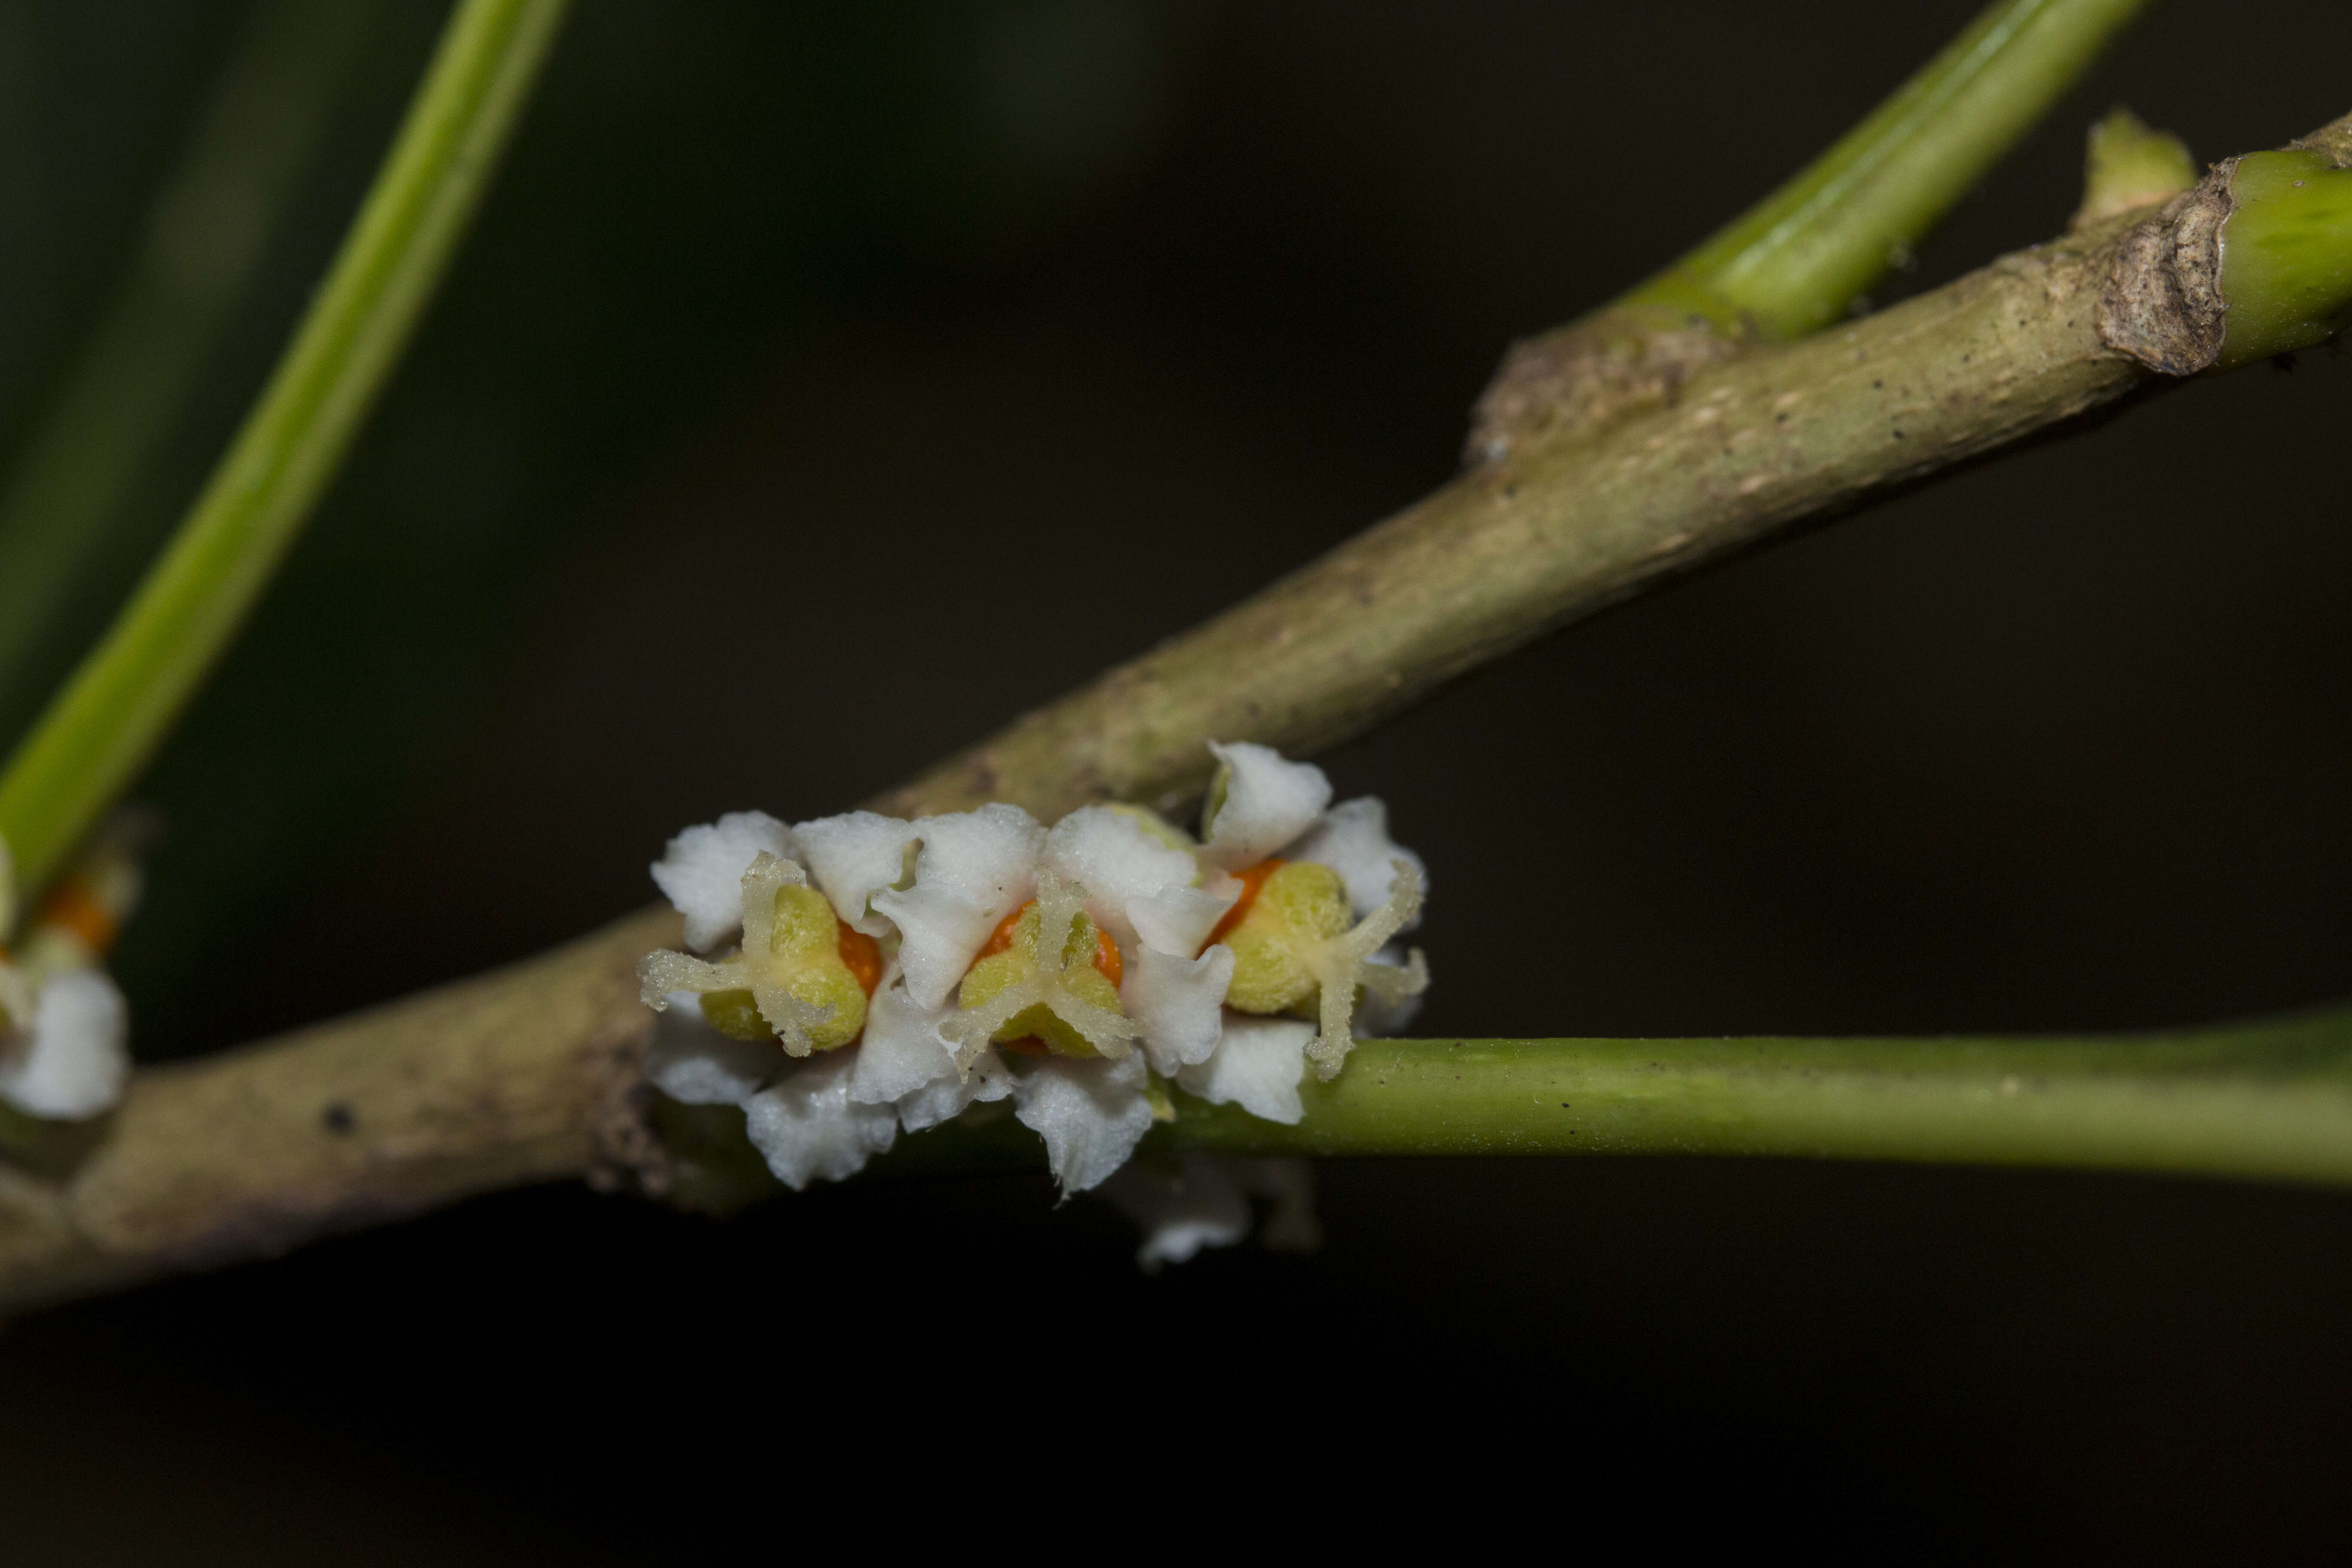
[0,967,130,1121]
[1099,1154,1321,1271]
[0,817,152,1123]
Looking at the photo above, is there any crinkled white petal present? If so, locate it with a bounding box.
[847,971,959,1105]
[1200,741,1331,870]
[1176,1013,1313,1125]
[1127,942,1235,1076]
[792,811,919,938]
[1290,796,1426,931]
[1129,877,1238,958]
[896,1047,1014,1132]
[1013,1050,1155,1194]
[643,992,778,1106]
[0,969,129,1120]
[1045,806,1200,949]
[872,803,1044,1010]
[651,811,794,952]
[1099,1155,1250,1272]
[1355,946,1427,1037]
[741,1051,898,1191]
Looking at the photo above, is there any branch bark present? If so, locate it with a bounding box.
[878,205,2158,823]
[3,113,2344,1314]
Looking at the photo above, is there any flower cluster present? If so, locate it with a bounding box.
[0,824,141,1123]
[637,742,1427,1197]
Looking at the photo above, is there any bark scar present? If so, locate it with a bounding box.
[2097,160,2236,376]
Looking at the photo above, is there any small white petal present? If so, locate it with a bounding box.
[651,811,794,952]
[0,969,129,1121]
[1199,742,1332,870]
[848,971,959,1105]
[896,1047,1015,1132]
[1176,1013,1314,1125]
[1013,1050,1155,1194]
[791,811,919,938]
[1098,1155,1250,1271]
[1289,796,1427,931]
[1127,943,1235,1076]
[643,992,778,1106]
[872,804,1044,1010]
[1128,877,1238,958]
[1045,806,1200,949]
[741,1051,897,1191]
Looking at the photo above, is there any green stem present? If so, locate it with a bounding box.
[1152,1011,2352,1188]
[1626,0,2151,338]
[0,0,380,736]
[0,0,569,911]
[2212,147,2352,369]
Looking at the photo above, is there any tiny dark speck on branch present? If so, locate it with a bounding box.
[1872,380,1883,389]
[1893,429,1905,438]
[322,1102,356,1134]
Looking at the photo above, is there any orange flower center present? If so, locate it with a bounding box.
[836,921,883,997]
[1201,857,1285,954]
[978,899,1122,1056]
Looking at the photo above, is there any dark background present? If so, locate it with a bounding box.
[0,0,2345,1559]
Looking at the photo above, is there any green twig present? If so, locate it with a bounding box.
[0,0,569,912]
[2210,147,2352,368]
[1157,1013,2352,1188]
[1627,0,2153,338]
[0,0,379,734]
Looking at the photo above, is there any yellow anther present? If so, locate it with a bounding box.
[958,901,1124,1058]
[1222,862,1351,1015]
[638,854,869,1056]
[942,867,1141,1069]
[1217,858,1427,1080]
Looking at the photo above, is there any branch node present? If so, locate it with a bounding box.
[2097,161,2236,376]
[1463,305,1744,466]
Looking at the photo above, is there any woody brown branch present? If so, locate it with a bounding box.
[1,113,2340,1313]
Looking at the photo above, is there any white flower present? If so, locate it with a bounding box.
[1175,1013,1315,1124]
[1199,741,1331,870]
[1012,1049,1158,1195]
[791,810,920,939]
[642,990,778,1106]
[634,742,1434,1200]
[640,852,870,1057]
[1044,806,1237,1078]
[0,967,130,1121]
[1197,741,1430,1080]
[742,1050,899,1191]
[651,811,794,952]
[872,804,1042,1011]
[847,965,1016,1126]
